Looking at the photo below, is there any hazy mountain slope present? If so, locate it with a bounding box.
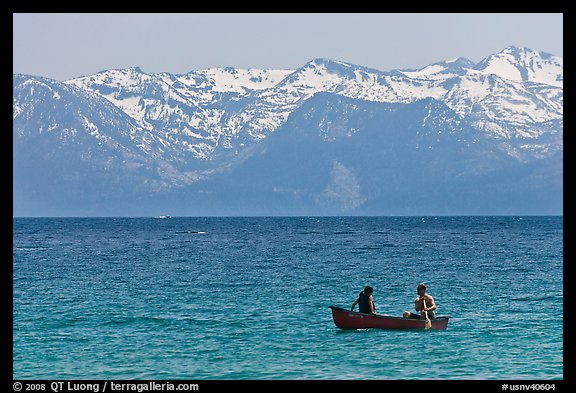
[13,46,563,216]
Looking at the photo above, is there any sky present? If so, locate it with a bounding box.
[13,13,563,81]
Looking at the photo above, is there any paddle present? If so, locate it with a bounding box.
[423,299,432,329]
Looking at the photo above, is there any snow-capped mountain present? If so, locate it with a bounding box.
[62,46,561,164]
[475,46,562,87]
[13,46,563,216]
[65,66,295,160]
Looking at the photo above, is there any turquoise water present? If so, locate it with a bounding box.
[13,217,563,379]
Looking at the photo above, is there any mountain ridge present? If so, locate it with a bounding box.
[13,46,563,216]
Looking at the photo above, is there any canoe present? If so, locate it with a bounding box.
[329,306,449,330]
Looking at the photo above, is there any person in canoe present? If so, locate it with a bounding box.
[351,286,376,314]
[403,283,436,319]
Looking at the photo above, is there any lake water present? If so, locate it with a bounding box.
[12,216,563,379]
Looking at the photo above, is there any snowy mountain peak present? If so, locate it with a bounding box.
[476,46,562,87]
[299,58,372,78]
[399,57,476,80]
[306,58,355,68]
[96,66,145,78]
[126,66,143,73]
[192,67,293,93]
[499,46,539,57]
[445,57,476,67]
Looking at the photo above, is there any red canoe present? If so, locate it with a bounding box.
[330,306,449,330]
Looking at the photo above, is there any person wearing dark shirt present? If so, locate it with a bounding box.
[351,286,376,314]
